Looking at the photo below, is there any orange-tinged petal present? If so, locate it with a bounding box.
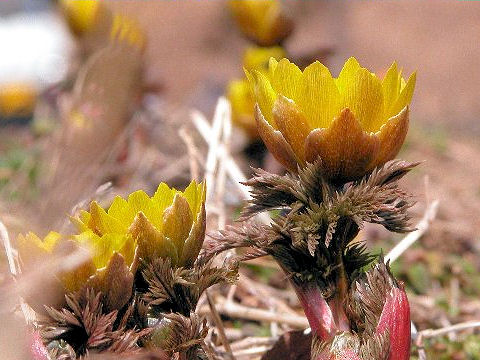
[305,108,380,181]
[85,252,133,311]
[271,58,303,104]
[129,212,178,268]
[369,106,409,171]
[179,203,206,268]
[341,67,384,133]
[255,104,298,172]
[162,194,193,257]
[301,61,341,129]
[387,72,416,119]
[273,95,311,162]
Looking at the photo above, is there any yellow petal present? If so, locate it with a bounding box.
[369,106,409,171]
[268,57,279,78]
[71,210,91,232]
[335,57,362,94]
[128,190,163,229]
[59,240,96,292]
[246,70,277,126]
[271,58,303,104]
[89,201,126,235]
[182,180,206,220]
[42,232,62,252]
[386,72,416,119]
[340,67,384,133]
[304,108,380,181]
[17,232,61,266]
[255,104,298,172]
[162,194,193,257]
[152,182,177,216]
[108,196,136,228]
[382,61,400,111]
[74,230,128,269]
[273,95,311,162]
[300,61,341,129]
[243,46,286,71]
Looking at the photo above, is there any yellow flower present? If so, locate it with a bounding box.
[59,0,101,36]
[229,0,293,46]
[59,0,145,50]
[17,232,101,311]
[0,83,37,117]
[247,57,416,181]
[17,231,136,312]
[227,79,257,138]
[75,181,206,268]
[228,46,286,138]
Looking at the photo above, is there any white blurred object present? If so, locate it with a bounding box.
[0,11,72,90]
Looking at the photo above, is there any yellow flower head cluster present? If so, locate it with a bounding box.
[74,180,206,269]
[227,46,286,138]
[247,57,416,181]
[229,0,293,46]
[17,181,206,309]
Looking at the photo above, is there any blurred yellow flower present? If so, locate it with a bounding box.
[59,0,145,50]
[59,0,100,36]
[18,230,135,311]
[17,231,96,295]
[227,79,257,138]
[247,57,416,181]
[0,83,37,117]
[229,0,293,46]
[75,181,206,268]
[228,46,286,139]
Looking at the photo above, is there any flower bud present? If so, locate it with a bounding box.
[229,0,293,46]
[376,286,411,360]
[75,180,206,269]
[304,262,411,359]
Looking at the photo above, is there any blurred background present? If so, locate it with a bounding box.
[0,1,479,358]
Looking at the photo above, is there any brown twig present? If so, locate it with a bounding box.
[198,296,308,329]
[206,290,235,360]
